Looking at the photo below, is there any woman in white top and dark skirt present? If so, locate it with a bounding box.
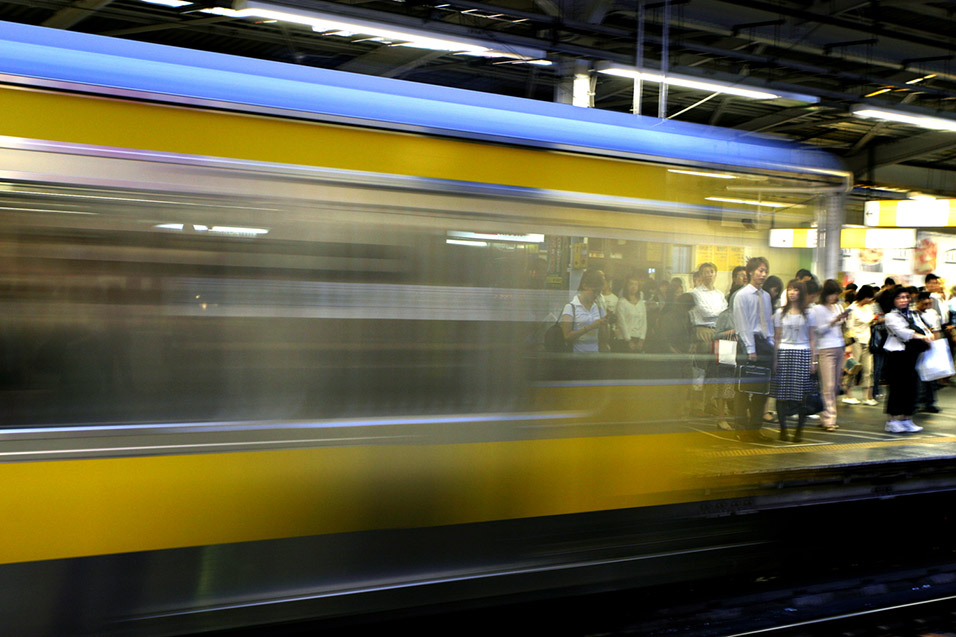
[771,280,817,442]
[883,286,933,432]
[812,279,849,431]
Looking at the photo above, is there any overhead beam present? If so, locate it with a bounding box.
[845,131,956,176]
[42,0,113,29]
[336,47,445,78]
[733,105,818,133]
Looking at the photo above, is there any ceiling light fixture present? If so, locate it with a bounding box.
[667,169,737,179]
[211,1,546,62]
[598,65,782,100]
[905,74,937,85]
[706,197,791,208]
[852,105,956,132]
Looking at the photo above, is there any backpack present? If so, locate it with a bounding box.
[869,322,887,354]
[544,303,573,352]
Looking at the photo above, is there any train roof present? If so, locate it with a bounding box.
[0,20,845,179]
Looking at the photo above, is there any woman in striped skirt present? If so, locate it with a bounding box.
[770,280,818,442]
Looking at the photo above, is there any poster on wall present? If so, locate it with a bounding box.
[916,232,956,286]
[842,246,914,287]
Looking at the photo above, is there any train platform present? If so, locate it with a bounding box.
[687,381,956,499]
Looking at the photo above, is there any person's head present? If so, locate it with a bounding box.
[578,268,606,302]
[621,275,641,301]
[783,279,808,312]
[805,279,821,302]
[821,279,842,305]
[917,290,933,312]
[764,275,783,303]
[697,262,717,288]
[845,283,858,292]
[691,271,701,287]
[844,290,856,305]
[746,257,770,288]
[854,284,875,305]
[925,273,942,294]
[795,268,813,283]
[731,266,748,287]
[883,277,896,289]
[886,286,912,311]
[671,277,684,292]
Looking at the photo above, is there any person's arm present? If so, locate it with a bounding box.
[615,301,629,341]
[809,315,818,373]
[635,300,647,342]
[773,315,780,373]
[598,306,610,352]
[561,308,605,343]
[732,289,756,359]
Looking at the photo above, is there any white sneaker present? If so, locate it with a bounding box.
[901,419,923,433]
[808,414,821,420]
[842,397,860,405]
[885,420,907,433]
[863,399,879,406]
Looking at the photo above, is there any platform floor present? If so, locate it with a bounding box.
[689,381,956,475]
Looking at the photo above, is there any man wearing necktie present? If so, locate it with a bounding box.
[731,257,775,442]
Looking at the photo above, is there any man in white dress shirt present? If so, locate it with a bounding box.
[732,257,775,442]
[690,262,728,416]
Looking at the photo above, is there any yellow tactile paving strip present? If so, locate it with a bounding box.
[705,434,956,458]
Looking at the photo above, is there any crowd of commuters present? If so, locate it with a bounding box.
[556,261,954,442]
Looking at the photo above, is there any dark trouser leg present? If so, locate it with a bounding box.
[777,399,790,439]
[794,401,806,442]
[749,392,768,431]
[734,388,749,429]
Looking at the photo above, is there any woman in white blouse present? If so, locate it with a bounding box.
[812,279,849,431]
[614,275,646,352]
[771,280,817,442]
[883,286,933,432]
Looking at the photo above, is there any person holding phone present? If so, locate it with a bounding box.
[812,279,848,431]
[561,269,609,353]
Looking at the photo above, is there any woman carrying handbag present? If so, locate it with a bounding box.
[882,287,934,433]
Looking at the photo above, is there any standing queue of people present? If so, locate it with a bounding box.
[556,265,949,440]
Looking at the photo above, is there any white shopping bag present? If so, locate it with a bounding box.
[917,338,955,381]
[717,339,737,366]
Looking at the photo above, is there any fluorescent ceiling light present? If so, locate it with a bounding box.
[668,169,737,179]
[852,106,956,132]
[155,223,184,230]
[906,74,936,85]
[598,67,780,100]
[209,226,269,235]
[448,231,544,243]
[141,0,191,6]
[446,239,488,247]
[706,197,791,208]
[218,1,545,61]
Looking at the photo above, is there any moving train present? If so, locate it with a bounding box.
[0,20,851,635]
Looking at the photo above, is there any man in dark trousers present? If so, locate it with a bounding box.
[733,257,775,442]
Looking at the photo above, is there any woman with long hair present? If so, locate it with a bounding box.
[812,279,848,431]
[614,275,646,352]
[771,280,817,442]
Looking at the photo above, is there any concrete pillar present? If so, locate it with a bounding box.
[816,192,846,280]
[555,58,593,107]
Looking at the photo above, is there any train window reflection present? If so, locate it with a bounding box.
[0,177,823,428]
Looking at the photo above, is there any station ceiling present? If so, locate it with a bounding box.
[5,0,956,203]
